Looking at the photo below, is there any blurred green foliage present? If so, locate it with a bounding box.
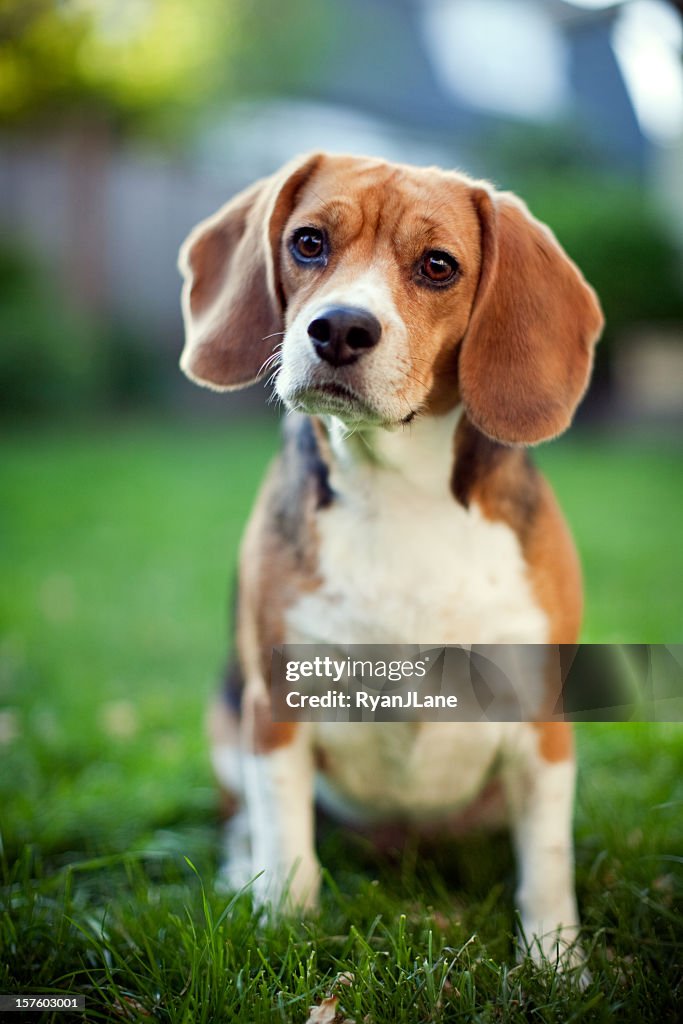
[0,244,169,419]
[0,0,235,135]
[0,0,335,138]
[481,124,683,345]
[0,244,103,417]
[523,176,683,342]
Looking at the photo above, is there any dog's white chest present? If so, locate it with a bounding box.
[286,420,548,647]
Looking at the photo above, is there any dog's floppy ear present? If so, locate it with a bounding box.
[459,188,604,445]
[178,153,322,390]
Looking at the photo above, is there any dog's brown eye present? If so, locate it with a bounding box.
[291,227,325,263]
[419,250,459,285]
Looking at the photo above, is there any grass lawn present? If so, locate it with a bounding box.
[1,418,682,1022]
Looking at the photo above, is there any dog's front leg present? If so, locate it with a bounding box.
[503,723,584,974]
[241,706,320,914]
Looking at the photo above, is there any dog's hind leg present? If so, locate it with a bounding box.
[206,688,253,892]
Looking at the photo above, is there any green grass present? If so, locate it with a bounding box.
[1,419,682,1022]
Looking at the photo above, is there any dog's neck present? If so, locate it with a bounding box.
[321,406,463,499]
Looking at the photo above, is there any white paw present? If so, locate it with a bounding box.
[519,917,591,988]
[251,856,321,916]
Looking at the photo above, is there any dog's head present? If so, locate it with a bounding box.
[179,153,603,444]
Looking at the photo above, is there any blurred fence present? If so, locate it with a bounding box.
[0,133,241,337]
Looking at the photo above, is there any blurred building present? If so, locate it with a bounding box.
[196,0,658,180]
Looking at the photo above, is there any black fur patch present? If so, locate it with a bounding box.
[294,416,334,510]
[451,417,540,545]
[271,415,334,557]
[222,659,243,713]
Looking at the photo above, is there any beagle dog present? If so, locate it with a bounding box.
[178,153,603,970]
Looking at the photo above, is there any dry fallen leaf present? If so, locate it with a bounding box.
[112,995,152,1019]
[304,996,339,1024]
[333,971,355,988]
[304,993,355,1024]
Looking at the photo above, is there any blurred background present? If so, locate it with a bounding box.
[1,0,683,422]
[0,4,682,976]
[1,7,682,1003]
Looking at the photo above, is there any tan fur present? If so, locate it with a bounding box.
[525,481,584,647]
[179,154,322,389]
[237,450,324,753]
[533,721,575,764]
[461,190,604,444]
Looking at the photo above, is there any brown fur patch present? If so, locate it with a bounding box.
[532,721,574,763]
[180,154,323,390]
[459,188,604,444]
[250,700,298,756]
[218,787,240,820]
[452,416,540,547]
[524,480,583,646]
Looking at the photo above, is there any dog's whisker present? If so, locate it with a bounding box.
[257,344,285,375]
[257,354,280,378]
[264,371,281,396]
[260,353,282,375]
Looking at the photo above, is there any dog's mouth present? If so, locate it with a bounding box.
[289,380,383,423]
[281,370,418,428]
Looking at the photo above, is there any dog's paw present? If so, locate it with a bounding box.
[252,856,322,917]
[518,918,591,989]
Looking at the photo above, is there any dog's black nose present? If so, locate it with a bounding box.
[308,307,382,367]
